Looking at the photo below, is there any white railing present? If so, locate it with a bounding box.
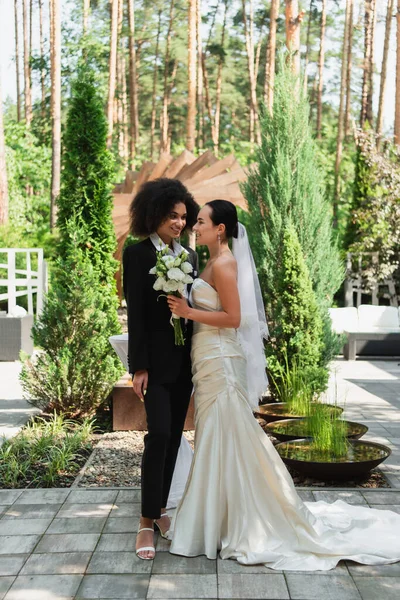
[0,248,48,317]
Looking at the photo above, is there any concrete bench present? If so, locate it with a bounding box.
[329,305,400,360]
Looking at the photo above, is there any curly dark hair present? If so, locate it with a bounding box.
[129,178,199,237]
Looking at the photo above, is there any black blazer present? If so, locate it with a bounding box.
[123,237,199,383]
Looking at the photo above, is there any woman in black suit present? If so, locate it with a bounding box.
[123,178,199,560]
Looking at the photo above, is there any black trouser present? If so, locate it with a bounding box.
[141,371,193,519]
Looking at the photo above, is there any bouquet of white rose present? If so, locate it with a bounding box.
[149,244,194,345]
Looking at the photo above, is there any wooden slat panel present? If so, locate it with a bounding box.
[123,170,138,193]
[148,152,174,180]
[164,149,196,179]
[177,150,217,182]
[188,154,236,184]
[187,167,246,192]
[135,161,156,189]
[113,193,134,208]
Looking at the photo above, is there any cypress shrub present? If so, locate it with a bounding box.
[21,69,122,416]
[243,60,343,391]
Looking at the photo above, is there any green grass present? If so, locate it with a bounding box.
[0,412,96,488]
[305,403,349,459]
[271,354,314,415]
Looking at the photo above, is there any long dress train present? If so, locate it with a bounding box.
[169,278,400,571]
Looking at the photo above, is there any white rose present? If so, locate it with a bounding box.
[183,274,193,284]
[153,277,166,291]
[167,268,186,281]
[181,261,193,274]
[174,257,182,267]
[177,281,185,294]
[164,280,180,293]
[149,266,157,275]
[162,255,175,268]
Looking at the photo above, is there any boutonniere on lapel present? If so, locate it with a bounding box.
[149,244,194,345]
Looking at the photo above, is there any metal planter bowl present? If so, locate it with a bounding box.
[275,439,391,481]
[265,418,368,443]
[254,402,344,423]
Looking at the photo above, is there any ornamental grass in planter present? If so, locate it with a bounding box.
[275,403,391,481]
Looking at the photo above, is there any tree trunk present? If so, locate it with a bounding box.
[14,0,21,122]
[150,11,161,160]
[0,76,9,225]
[50,0,61,230]
[396,0,400,144]
[242,0,260,146]
[333,0,352,226]
[264,0,279,112]
[117,0,125,164]
[213,1,228,156]
[285,0,304,74]
[360,0,376,128]
[377,0,393,146]
[303,0,314,92]
[23,0,32,126]
[107,0,118,148]
[316,0,327,138]
[186,0,197,152]
[29,0,33,68]
[39,0,46,118]
[83,0,90,35]
[161,0,175,153]
[196,0,204,150]
[344,0,354,139]
[127,0,138,166]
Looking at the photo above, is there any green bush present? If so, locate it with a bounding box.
[20,234,122,417]
[268,223,328,394]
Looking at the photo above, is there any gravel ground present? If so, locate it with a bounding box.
[78,431,194,487]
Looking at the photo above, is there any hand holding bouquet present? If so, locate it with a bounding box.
[149,245,194,345]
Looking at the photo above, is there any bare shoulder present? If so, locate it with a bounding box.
[212,253,237,277]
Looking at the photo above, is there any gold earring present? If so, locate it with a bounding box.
[217,232,221,244]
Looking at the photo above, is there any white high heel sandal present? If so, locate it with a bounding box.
[135,527,155,561]
[154,512,170,539]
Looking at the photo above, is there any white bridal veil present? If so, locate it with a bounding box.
[232,223,269,410]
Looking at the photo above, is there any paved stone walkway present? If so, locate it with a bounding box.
[0,362,39,447]
[0,487,400,600]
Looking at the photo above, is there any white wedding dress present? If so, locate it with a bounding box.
[169,278,400,571]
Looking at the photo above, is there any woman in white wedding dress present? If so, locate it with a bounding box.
[166,199,400,571]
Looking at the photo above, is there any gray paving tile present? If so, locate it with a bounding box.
[103,518,138,534]
[87,551,151,574]
[153,553,215,574]
[47,518,107,535]
[4,574,83,600]
[0,556,27,577]
[285,573,361,600]
[0,518,52,536]
[148,574,217,599]
[368,504,400,514]
[155,535,171,552]
[66,490,118,505]
[217,573,288,599]
[0,492,22,505]
[362,491,400,505]
[96,534,136,553]
[2,504,61,520]
[0,507,10,518]
[57,503,113,519]
[17,489,70,505]
[217,558,277,574]
[109,503,141,518]
[20,552,91,575]
[297,490,314,502]
[34,534,100,554]
[0,537,39,555]
[0,577,15,600]
[116,490,141,504]
[77,574,149,598]
[353,576,400,600]
[347,561,400,576]
[312,491,367,505]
